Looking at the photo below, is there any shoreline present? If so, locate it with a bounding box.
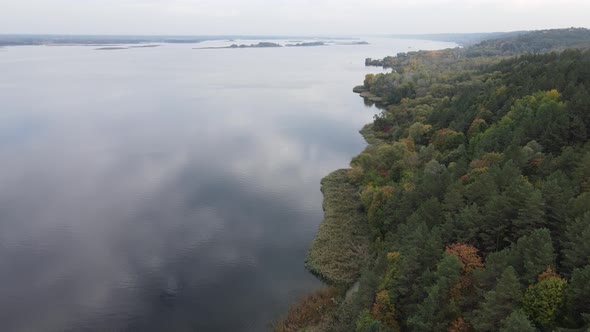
[305,169,370,286]
[275,84,384,331]
[278,28,590,332]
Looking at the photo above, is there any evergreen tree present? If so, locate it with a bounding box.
[290,36,590,332]
[499,310,538,332]
[407,253,463,332]
[513,189,546,239]
[566,265,590,327]
[391,221,444,310]
[450,203,481,244]
[480,194,513,251]
[475,249,513,291]
[470,267,522,332]
[574,152,590,192]
[513,229,555,284]
[356,309,385,332]
[539,171,576,239]
[569,192,590,220]
[562,213,590,272]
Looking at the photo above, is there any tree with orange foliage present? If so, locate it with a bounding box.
[371,290,400,331]
[446,243,484,301]
[445,243,484,273]
[448,317,473,332]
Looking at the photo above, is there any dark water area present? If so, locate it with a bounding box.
[0,38,455,331]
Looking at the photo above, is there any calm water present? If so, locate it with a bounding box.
[0,38,454,331]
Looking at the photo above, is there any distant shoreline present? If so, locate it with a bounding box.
[0,34,364,47]
[194,41,370,50]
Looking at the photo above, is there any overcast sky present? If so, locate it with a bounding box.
[1,0,589,36]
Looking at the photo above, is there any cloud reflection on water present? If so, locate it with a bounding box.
[0,39,455,331]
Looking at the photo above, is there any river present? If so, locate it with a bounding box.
[0,37,454,331]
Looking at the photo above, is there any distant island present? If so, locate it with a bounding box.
[286,41,326,47]
[95,47,128,50]
[195,40,370,50]
[0,35,372,49]
[94,45,160,51]
[285,41,369,46]
[195,42,282,49]
[229,42,282,48]
[336,41,370,45]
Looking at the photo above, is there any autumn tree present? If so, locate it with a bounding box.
[371,290,400,331]
[445,243,484,273]
[448,317,473,332]
[522,268,567,330]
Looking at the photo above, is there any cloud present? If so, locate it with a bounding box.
[0,0,588,34]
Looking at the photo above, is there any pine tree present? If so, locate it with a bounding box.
[574,152,590,192]
[569,192,590,220]
[480,194,513,252]
[475,249,513,291]
[562,213,590,272]
[566,265,590,327]
[407,254,463,332]
[392,221,444,309]
[513,229,555,284]
[499,310,538,332]
[513,189,546,239]
[355,309,384,332]
[470,267,522,332]
[539,172,576,240]
[452,203,481,244]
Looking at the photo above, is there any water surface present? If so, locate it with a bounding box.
[0,38,455,331]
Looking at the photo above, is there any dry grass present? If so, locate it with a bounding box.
[305,169,370,285]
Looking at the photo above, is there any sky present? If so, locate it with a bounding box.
[1,0,589,36]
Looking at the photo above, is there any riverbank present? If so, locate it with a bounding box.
[274,127,378,332]
[305,169,370,285]
[277,28,590,332]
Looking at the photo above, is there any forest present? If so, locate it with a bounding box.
[277,28,590,332]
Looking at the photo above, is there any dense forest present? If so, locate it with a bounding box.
[385,31,526,46]
[277,28,590,332]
